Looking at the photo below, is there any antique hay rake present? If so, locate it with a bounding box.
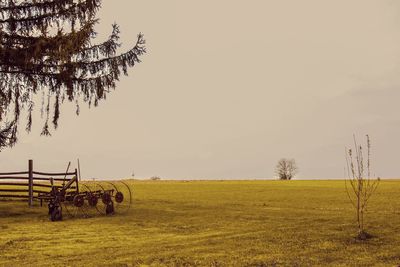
[0,160,132,221]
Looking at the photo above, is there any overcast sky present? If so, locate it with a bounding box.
[1,0,400,179]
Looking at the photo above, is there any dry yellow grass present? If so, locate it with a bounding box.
[0,180,399,266]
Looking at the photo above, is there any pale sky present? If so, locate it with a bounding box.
[1,0,400,179]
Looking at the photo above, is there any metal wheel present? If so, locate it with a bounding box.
[96,182,115,216]
[80,183,98,217]
[80,182,105,216]
[61,184,90,218]
[106,181,133,214]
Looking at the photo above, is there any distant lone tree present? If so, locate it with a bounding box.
[0,0,146,151]
[275,158,297,180]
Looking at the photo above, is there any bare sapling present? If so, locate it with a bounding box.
[345,134,379,240]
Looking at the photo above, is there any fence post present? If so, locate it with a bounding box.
[28,159,33,207]
[75,168,79,193]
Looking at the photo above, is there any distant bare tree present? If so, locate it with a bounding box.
[345,135,379,240]
[275,158,297,180]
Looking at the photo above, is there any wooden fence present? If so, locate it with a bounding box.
[0,160,78,206]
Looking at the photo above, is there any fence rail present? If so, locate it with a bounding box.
[0,176,30,180]
[0,160,78,206]
[32,171,77,176]
[0,172,29,176]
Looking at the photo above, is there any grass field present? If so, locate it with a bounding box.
[0,180,399,266]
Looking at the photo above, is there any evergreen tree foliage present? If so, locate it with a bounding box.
[0,0,146,150]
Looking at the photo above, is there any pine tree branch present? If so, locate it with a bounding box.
[0,0,100,32]
[0,0,146,150]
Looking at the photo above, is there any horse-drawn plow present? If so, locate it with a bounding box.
[0,160,133,221]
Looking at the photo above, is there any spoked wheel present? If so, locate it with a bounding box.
[83,182,114,216]
[60,193,77,218]
[61,197,86,218]
[106,181,133,214]
[79,183,97,218]
[81,183,99,218]
[61,187,90,219]
[80,182,104,216]
[97,182,115,216]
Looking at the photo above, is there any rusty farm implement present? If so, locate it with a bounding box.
[0,160,132,221]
